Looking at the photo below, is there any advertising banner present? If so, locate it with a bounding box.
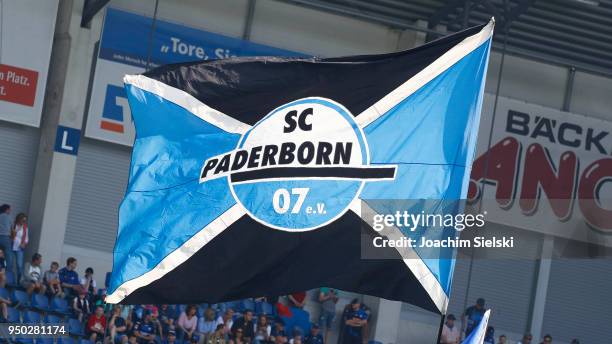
[472,94,612,245]
[85,7,302,146]
[0,0,58,127]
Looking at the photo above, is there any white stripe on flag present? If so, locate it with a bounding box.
[106,204,246,304]
[123,74,252,135]
[349,199,449,313]
[355,18,494,128]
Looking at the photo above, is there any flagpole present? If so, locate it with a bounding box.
[437,2,474,343]
[435,314,445,344]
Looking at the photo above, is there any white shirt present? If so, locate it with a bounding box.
[80,276,97,289]
[25,264,42,282]
[12,224,28,251]
[216,316,233,330]
[441,324,461,344]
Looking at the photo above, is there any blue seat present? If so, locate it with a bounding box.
[196,306,203,318]
[11,289,29,309]
[0,287,10,299]
[224,300,239,311]
[58,338,75,344]
[36,339,54,344]
[68,318,85,337]
[5,271,20,289]
[31,294,51,312]
[45,314,61,323]
[23,310,41,323]
[51,296,71,315]
[79,340,93,344]
[15,339,34,344]
[6,306,20,322]
[240,299,255,312]
[174,304,186,317]
[368,342,383,344]
[256,302,274,316]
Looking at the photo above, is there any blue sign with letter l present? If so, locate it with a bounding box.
[54,125,81,155]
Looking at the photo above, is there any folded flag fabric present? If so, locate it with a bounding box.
[106,20,494,314]
[462,310,492,344]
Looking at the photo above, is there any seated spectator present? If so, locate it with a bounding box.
[22,253,46,295]
[216,309,234,337]
[0,292,11,322]
[0,248,6,288]
[231,309,255,343]
[269,318,287,344]
[290,335,302,344]
[288,292,306,309]
[253,314,272,344]
[150,310,164,341]
[440,314,460,344]
[86,305,107,343]
[274,335,287,344]
[73,289,91,322]
[43,261,63,297]
[303,324,323,344]
[110,305,129,344]
[197,308,217,342]
[133,310,159,344]
[80,267,97,302]
[178,305,198,343]
[498,335,507,344]
[128,334,139,344]
[540,334,552,344]
[159,304,175,336]
[341,299,368,344]
[230,327,246,344]
[59,257,81,298]
[206,324,227,344]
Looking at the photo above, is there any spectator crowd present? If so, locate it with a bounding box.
[0,205,580,344]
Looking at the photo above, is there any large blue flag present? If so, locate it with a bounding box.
[106,20,493,314]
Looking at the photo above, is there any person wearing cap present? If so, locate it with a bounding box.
[80,267,97,302]
[304,324,323,344]
[341,299,368,344]
[462,298,486,337]
[440,314,460,344]
[164,330,177,344]
[517,333,533,344]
